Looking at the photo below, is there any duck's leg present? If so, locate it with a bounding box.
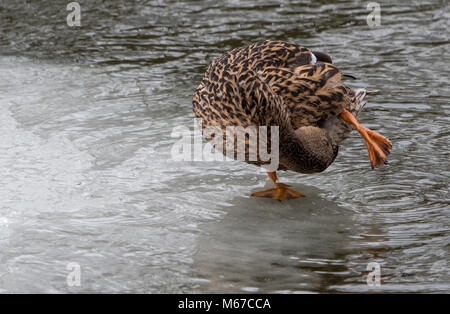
[251,171,306,201]
[339,109,392,169]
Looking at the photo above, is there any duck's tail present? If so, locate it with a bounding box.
[353,88,366,117]
[325,88,378,146]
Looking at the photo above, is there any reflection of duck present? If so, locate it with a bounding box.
[191,189,353,293]
[193,40,391,201]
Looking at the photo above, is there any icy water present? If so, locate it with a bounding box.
[0,0,449,293]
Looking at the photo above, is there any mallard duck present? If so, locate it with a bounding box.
[192,40,391,201]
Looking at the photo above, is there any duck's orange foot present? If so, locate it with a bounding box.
[339,109,392,169]
[251,183,306,201]
[360,126,392,169]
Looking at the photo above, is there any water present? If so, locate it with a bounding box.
[0,0,448,293]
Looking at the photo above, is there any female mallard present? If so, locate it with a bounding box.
[192,40,391,201]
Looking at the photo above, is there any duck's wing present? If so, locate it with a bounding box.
[193,67,295,169]
[260,62,355,129]
[194,40,305,130]
[195,40,341,131]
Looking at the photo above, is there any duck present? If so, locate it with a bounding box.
[192,40,391,201]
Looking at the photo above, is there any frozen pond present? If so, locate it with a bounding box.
[0,0,448,293]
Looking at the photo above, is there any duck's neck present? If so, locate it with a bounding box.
[252,80,337,173]
[275,121,338,173]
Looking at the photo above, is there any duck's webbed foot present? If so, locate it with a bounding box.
[339,109,392,168]
[251,172,306,201]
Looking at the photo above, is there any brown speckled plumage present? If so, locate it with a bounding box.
[192,40,382,176]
